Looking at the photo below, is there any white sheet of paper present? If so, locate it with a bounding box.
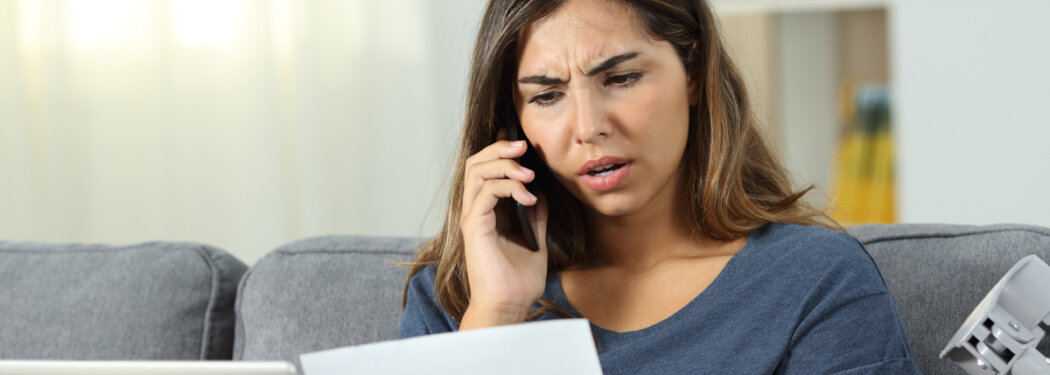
[300,319,603,375]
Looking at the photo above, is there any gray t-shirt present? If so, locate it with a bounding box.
[398,223,921,374]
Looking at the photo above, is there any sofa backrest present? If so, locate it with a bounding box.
[233,235,420,366]
[0,241,247,360]
[851,223,1050,375]
[234,224,1050,374]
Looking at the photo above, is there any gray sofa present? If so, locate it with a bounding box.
[0,241,247,359]
[3,224,1050,375]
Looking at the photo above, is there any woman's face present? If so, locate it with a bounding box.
[515,0,693,217]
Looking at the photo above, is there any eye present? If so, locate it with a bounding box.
[528,91,563,107]
[605,72,643,87]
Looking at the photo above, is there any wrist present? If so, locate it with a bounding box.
[460,302,528,331]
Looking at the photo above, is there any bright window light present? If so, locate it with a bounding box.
[16,0,42,49]
[67,0,151,49]
[172,0,247,47]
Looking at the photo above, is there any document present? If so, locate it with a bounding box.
[300,319,603,375]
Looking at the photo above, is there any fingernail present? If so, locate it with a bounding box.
[521,166,533,175]
[527,192,538,202]
[511,140,525,147]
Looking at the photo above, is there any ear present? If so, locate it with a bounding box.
[686,42,701,106]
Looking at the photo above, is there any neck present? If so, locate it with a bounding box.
[582,179,721,273]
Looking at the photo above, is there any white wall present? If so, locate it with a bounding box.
[892,0,1050,226]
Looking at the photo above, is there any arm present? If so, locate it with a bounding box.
[776,235,921,374]
[776,292,921,374]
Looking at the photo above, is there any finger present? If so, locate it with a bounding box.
[463,159,534,215]
[464,140,527,171]
[462,141,530,218]
[525,192,548,252]
[468,158,535,186]
[467,180,538,221]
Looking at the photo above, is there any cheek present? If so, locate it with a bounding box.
[624,85,690,146]
[619,85,691,178]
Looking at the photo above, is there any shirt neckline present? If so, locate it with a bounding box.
[550,223,769,341]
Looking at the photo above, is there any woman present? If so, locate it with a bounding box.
[398,0,920,373]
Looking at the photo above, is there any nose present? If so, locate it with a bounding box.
[572,90,610,145]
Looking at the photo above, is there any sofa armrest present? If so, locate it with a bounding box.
[850,223,1050,375]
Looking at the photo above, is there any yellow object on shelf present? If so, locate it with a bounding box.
[831,83,895,225]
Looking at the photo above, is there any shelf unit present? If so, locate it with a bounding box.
[715,4,890,221]
[715,0,1050,227]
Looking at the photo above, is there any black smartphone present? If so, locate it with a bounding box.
[505,106,541,252]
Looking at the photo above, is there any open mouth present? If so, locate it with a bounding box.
[587,163,627,177]
[580,161,632,192]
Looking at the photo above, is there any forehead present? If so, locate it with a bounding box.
[517,0,655,73]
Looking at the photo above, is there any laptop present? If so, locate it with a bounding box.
[0,360,297,375]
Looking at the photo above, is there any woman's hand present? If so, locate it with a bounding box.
[458,130,549,330]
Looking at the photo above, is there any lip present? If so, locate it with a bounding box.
[579,162,631,192]
[576,156,633,176]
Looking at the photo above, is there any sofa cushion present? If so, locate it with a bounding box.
[0,241,247,359]
[233,235,420,366]
[850,223,1050,375]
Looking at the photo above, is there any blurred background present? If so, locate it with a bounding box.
[1,0,1048,263]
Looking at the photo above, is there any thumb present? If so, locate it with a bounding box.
[527,192,549,252]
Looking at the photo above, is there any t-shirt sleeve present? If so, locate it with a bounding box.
[776,233,922,375]
[397,264,458,339]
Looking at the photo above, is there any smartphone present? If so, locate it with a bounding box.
[504,106,541,252]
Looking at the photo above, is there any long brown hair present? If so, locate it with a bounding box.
[402,0,839,322]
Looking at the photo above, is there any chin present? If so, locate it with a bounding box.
[555,175,644,217]
[582,193,641,217]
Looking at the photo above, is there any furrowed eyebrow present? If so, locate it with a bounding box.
[517,75,566,85]
[585,52,639,76]
[517,51,641,85]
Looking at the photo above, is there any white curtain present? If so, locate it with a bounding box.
[0,0,485,262]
